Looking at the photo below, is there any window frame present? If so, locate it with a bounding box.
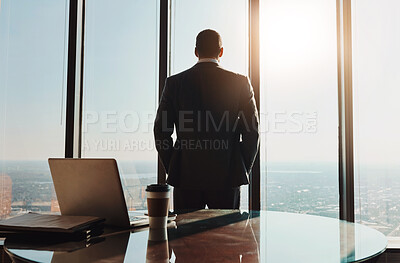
[64,0,357,223]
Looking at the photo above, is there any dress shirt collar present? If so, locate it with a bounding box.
[197,58,219,65]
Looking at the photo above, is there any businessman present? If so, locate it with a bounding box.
[154,29,259,212]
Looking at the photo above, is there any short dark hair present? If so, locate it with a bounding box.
[195,29,222,58]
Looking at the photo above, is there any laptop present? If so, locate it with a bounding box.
[48,158,150,228]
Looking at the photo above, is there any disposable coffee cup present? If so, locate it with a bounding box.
[146,184,171,229]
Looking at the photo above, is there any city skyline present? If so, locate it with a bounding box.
[1,159,399,237]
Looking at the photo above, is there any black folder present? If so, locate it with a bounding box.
[0,212,105,234]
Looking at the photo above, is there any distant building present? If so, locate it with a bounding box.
[0,174,12,219]
[51,199,60,212]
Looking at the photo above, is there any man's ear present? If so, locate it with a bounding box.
[195,48,199,58]
[219,47,224,58]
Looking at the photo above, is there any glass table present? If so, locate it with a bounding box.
[4,210,387,262]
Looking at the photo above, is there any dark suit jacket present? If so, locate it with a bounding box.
[154,62,259,190]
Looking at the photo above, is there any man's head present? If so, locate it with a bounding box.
[195,29,223,60]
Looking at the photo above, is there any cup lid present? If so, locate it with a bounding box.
[146,184,171,192]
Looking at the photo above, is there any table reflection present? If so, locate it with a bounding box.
[167,210,260,262]
[146,228,170,263]
[4,210,387,263]
[6,231,130,263]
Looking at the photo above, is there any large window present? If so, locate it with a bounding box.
[170,0,248,76]
[82,0,160,211]
[260,0,339,218]
[4,2,400,244]
[170,0,249,209]
[0,0,68,217]
[353,0,400,238]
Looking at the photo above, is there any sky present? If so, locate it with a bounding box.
[82,0,159,160]
[260,0,338,164]
[0,0,67,161]
[1,0,400,167]
[352,0,400,166]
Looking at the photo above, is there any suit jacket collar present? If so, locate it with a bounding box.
[197,58,219,64]
[193,61,220,69]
